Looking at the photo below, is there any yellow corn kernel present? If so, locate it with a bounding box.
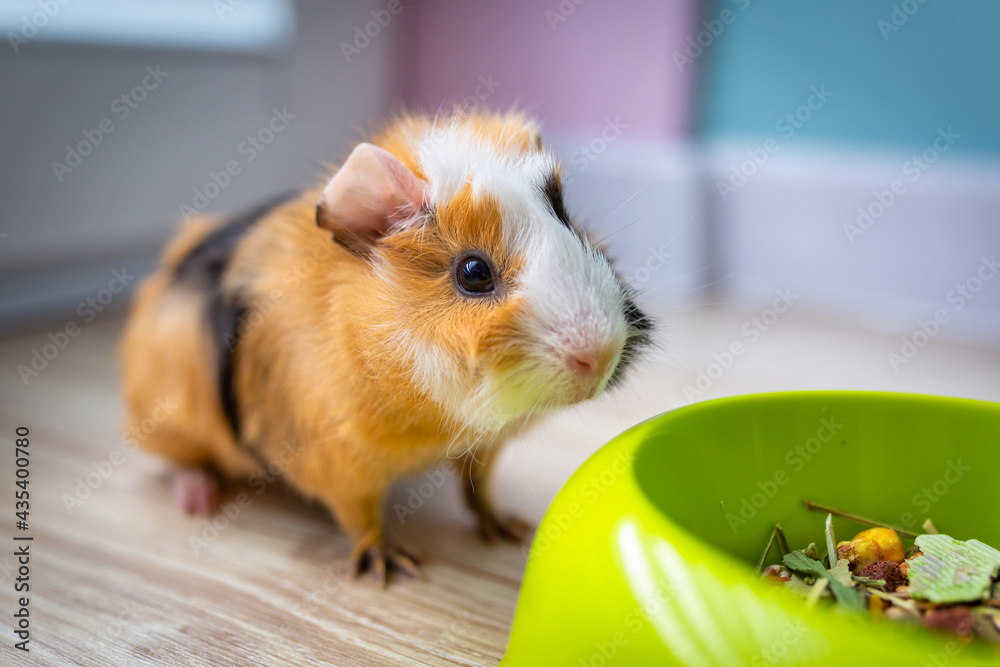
[853,527,905,564]
[836,527,905,570]
[837,537,883,570]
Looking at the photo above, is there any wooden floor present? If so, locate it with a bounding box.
[0,306,998,666]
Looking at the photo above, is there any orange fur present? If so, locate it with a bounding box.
[120,218,260,478]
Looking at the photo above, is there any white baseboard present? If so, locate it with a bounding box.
[705,142,1000,347]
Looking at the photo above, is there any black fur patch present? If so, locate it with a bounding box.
[541,173,571,228]
[172,192,292,444]
[173,192,293,287]
[608,295,654,388]
[211,293,247,441]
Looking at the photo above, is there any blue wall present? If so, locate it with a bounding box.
[699,0,1000,156]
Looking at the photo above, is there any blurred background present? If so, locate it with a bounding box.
[1,0,999,364]
[1,3,998,662]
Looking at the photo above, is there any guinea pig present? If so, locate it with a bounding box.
[120,109,653,583]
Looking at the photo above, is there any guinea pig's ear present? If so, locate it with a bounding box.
[316,143,427,255]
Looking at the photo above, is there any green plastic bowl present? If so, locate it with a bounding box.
[501,392,1000,666]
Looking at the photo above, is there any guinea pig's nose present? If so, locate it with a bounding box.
[566,344,617,379]
[568,352,597,375]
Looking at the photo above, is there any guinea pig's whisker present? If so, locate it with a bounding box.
[654,299,742,313]
[660,213,699,249]
[672,271,735,295]
[594,179,655,242]
[629,261,717,296]
[597,213,650,245]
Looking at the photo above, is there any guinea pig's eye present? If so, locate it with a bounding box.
[456,255,495,295]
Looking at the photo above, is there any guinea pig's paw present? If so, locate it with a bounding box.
[171,467,220,516]
[475,511,534,545]
[350,539,424,587]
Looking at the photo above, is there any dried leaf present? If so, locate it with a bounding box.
[908,535,1000,604]
[783,550,866,613]
[827,559,854,587]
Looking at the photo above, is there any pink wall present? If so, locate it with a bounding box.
[399,0,696,141]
